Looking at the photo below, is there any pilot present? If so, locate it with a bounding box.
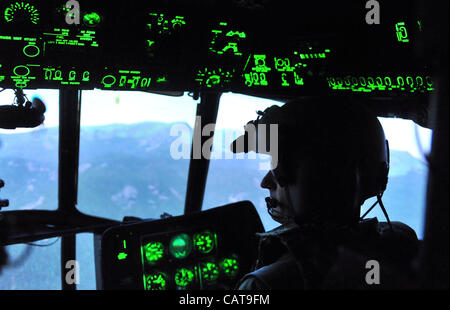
[231,96,419,289]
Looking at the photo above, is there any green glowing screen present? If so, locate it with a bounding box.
[193,230,216,254]
[143,241,164,264]
[200,261,220,282]
[169,233,192,259]
[83,12,101,27]
[395,22,409,43]
[144,272,167,290]
[174,267,195,287]
[220,257,239,278]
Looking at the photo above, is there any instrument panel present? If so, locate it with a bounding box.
[0,0,438,97]
[96,201,264,290]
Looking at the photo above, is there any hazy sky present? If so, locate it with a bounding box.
[0,89,433,161]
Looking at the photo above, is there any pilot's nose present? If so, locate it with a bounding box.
[260,170,276,190]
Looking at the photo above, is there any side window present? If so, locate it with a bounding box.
[203,93,284,232]
[361,118,432,239]
[1,89,60,289]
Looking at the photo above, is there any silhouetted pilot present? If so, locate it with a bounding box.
[231,97,419,289]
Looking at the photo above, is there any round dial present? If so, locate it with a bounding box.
[169,233,192,259]
[143,241,164,264]
[193,230,215,254]
[174,268,195,288]
[144,272,167,290]
[4,2,39,24]
[200,261,220,282]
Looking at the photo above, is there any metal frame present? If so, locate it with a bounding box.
[184,92,222,215]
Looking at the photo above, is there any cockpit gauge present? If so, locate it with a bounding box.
[4,2,39,24]
[195,68,234,89]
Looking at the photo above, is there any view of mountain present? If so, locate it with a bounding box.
[0,121,429,289]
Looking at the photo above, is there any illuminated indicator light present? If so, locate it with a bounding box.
[274,57,294,72]
[144,272,167,290]
[395,22,409,43]
[294,72,304,85]
[169,234,192,259]
[68,71,76,81]
[281,73,290,86]
[156,76,167,83]
[244,72,268,87]
[193,231,216,254]
[23,44,40,57]
[117,252,127,260]
[82,71,90,81]
[83,12,101,26]
[417,20,422,32]
[174,268,195,287]
[101,75,116,88]
[123,240,127,249]
[220,257,239,278]
[252,55,271,73]
[171,16,186,28]
[143,241,164,264]
[200,261,220,282]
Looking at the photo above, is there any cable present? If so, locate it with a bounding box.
[360,199,379,220]
[377,194,393,232]
[26,237,60,247]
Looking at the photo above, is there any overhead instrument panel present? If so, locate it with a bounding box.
[96,201,264,290]
[0,0,438,97]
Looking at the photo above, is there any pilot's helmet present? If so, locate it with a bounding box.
[230,96,389,201]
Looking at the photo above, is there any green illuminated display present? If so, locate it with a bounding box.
[327,74,434,93]
[220,257,239,278]
[169,234,192,259]
[44,28,99,48]
[43,67,90,85]
[4,2,39,24]
[209,21,246,56]
[11,64,37,88]
[0,64,4,83]
[83,12,101,27]
[117,252,127,260]
[193,230,216,254]
[199,261,220,282]
[174,267,195,288]
[395,22,409,43]
[195,68,234,88]
[101,70,159,89]
[143,241,164,264]
[144,272,167,290]
[148,13,186,35]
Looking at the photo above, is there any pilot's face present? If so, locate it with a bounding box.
[260,158,313,224]
[260,169,296,224]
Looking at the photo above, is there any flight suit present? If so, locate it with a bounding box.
[237,218,419,289]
